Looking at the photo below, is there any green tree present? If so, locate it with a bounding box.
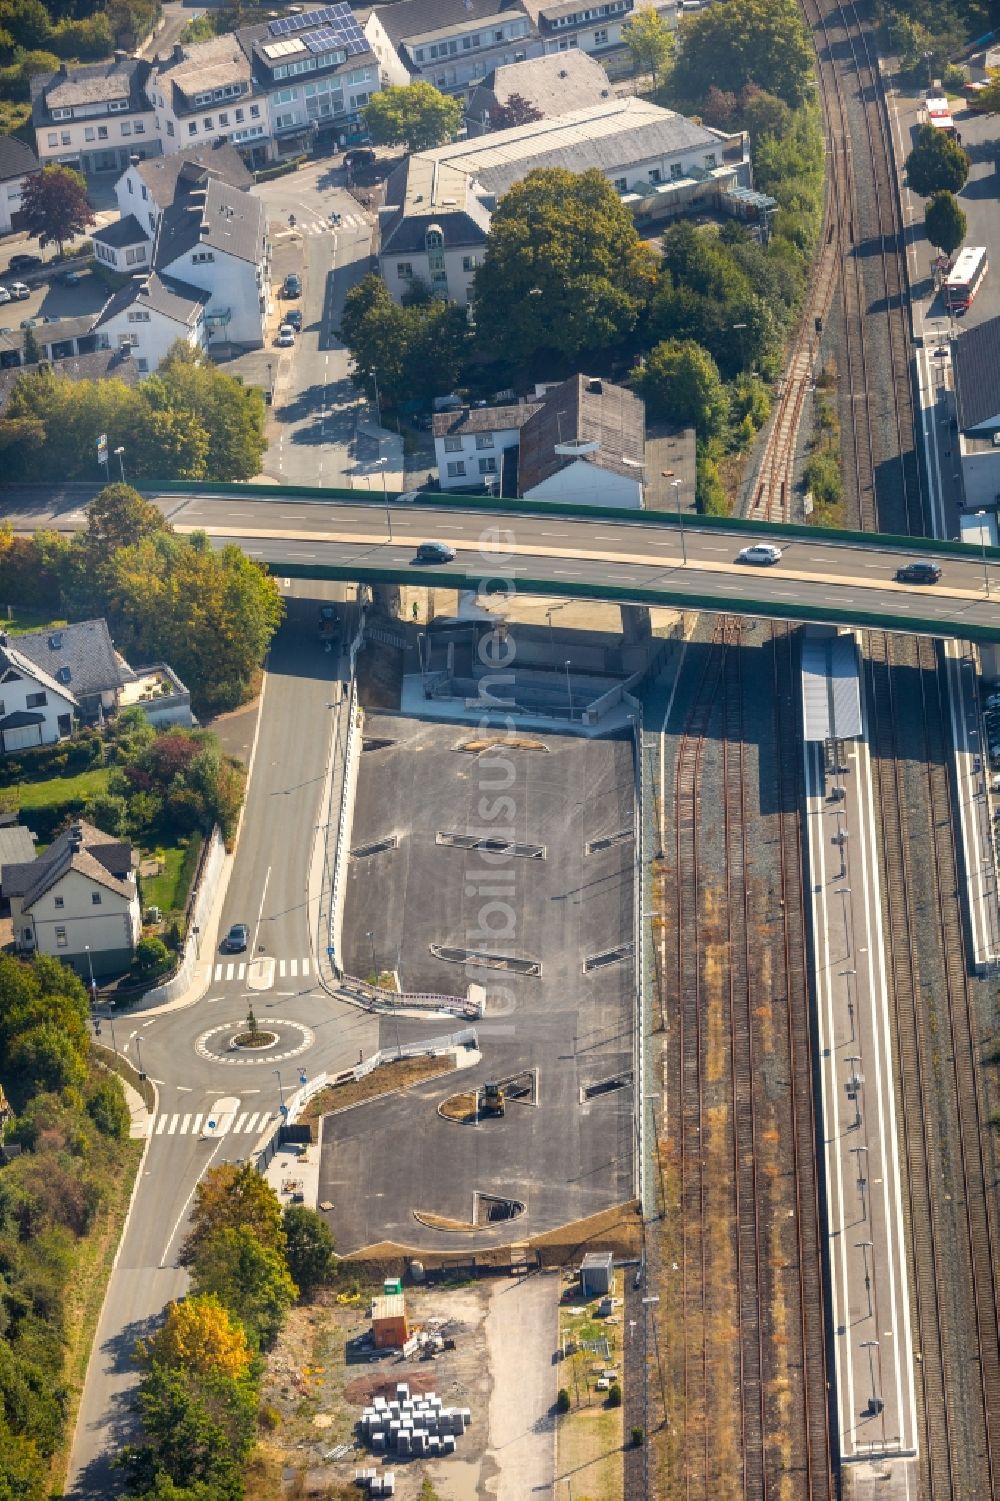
[636,339,728,437]
[904,123,970,196]
[623,6,674,91]
[282,1205,336,1297]
[20,164,94,255]
[362,81,462,150]
[134,936,172,978]
[190,1227,297,1348]
[0,1419,47,1501]
[180,1163,285,1267]
[86,1074,130,1138]
[8,1022,88,1091]
[123,1362,252,1499]
[85,482,169,562]
[973,68,1000,115]
[473,168,657,371]
[924,189,967,256]
[152,344,267,481]
[21,325,40,365]
[696,451,729,515]
[672,0,814,108]
[340,274,471,410]
[0,0,52,50]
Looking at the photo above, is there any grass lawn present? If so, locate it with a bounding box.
[15,766,110,809]
[2,607,70,636]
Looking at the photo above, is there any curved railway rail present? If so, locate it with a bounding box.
[750,0,923,532]
[666,619,833,1498]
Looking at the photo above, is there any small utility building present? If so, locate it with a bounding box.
[579,1250,614,1297]
[371,1293,409,1349]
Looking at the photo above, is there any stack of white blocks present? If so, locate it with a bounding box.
[359,1382,471,1460]
[353,1469,395,1495]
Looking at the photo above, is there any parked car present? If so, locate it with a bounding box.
[276,324,295,347]
[0,287,10,305]
[284,307,302,330]
[414,540,456,564]
[10,283,30,301]
[282,273,301,298]
[60,269,85,286]
[345,147,375,169]
[895,561,941,584]
[221,922,249,953]
[736,543,783,566]
[8,253,41,275]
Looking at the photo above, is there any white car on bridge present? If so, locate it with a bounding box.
[736,543,783,566]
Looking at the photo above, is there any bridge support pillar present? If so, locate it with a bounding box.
[620,604,652,645]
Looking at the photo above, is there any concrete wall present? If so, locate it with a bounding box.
[141,827,225,1006]
[960,440,1000,511]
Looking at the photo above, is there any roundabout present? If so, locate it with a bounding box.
[195,1017,315,1066]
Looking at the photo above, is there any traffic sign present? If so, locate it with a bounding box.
[207,1118,216,1132]
[96,433,108,466]
[299,1070,307,1085]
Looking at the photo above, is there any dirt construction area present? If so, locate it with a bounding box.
[251,1272,562,1501]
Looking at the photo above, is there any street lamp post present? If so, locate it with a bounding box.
[732,321,748,371]
[842,967,857,1041]
[860,1338,880,1411]
[135,1035,145,1080]
[376,450,392,540]
[846,1053,863,1130]
[564,659,573,720]
[113,446,126,483]
[976,510,991,597]
[849,1144,868,1222]
[84,943,97,1009]
[834,885,851,958]
[273,1068,285,1112]
[855,1238,874,1317]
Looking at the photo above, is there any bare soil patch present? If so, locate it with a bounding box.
[300,1056,454,1136]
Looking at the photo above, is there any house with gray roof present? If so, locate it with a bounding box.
[30,55,160,176]
[0,631,79,754]
[466,50,612,133]
[13,619,136,721]
[3,819,140,976]
[91,139,269,370]
[0,135,39,234]
[363,0,540,97]
[379,98,750,302]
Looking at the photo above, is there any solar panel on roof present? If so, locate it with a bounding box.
[267,3,352,35]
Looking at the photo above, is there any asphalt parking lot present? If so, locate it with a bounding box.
[0,262,109,337]
[321,715,636,1253]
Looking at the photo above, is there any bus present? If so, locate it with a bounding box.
[925,95,957,135]
[945,245,989,312]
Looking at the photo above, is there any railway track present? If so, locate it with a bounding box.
[750,0,923,531]
[865,634,1000,1498]
[665,620,832,1498]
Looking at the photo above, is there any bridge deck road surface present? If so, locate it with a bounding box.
[65,589,378,1498]
[1,489,998,636]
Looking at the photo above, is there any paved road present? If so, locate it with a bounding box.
[3,488,998,637]
[66,585,378,1499]
[254,160,404,489]
[486,1275,557,1501]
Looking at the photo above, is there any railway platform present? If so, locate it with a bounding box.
[804,660,919,1491]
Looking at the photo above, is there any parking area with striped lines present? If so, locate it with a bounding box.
[153,1109,276,1137]
[212,956,312,982]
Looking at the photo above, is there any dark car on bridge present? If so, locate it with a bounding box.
[414,541,456,564]
[895,561,941,584]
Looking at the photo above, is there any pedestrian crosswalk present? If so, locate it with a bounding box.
[153,1110,275,1138]
[291,212,369,237]
[212,956,311,982]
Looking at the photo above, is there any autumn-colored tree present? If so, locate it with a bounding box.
[180,1163,285,1267]
[20,164,95,255]
[84,482,169,564]
[190,1228,297,1349]
[140,1296,253,1382]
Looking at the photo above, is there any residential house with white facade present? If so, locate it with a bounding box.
[0,632,78,753]
[433,375,646,504]
[30,55,160,175]
[148,33,267,157]
[92,144,268,366]
[519,0,632,66]
[363,0,540,97]
[380,98,750,302]
[3,820,141,976]
[0,136,39,234]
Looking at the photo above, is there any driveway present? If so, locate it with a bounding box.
[484,1274,558,1501]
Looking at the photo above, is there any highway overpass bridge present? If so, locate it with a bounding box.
[6,483,1000,642]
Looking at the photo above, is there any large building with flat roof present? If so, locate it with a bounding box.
[379,97,749,302]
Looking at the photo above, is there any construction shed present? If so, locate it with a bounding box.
[579,1251,614,1297]
[372,1293,409,1349]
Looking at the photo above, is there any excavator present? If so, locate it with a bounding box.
[480,1081,506,1117]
